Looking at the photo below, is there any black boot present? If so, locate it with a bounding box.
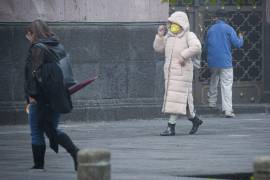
[31,145,46,169]
[57,133,79,171]
[160,123,175,136]
[189,116,203,135]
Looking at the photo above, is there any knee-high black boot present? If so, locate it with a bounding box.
[31,145,46,169]
[57,133,79,171]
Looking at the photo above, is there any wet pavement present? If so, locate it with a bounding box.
[0,113,270,180]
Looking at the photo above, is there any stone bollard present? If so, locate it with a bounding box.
[254,156,270,180]
[77,149,111,180]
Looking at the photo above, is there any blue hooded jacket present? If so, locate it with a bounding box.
[205,20,243,68]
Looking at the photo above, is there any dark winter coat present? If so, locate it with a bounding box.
[24,36,72,152]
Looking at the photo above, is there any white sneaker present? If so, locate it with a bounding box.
[224,111,235,118]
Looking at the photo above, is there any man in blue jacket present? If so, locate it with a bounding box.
[205,11,244,118]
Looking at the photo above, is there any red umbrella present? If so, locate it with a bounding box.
[68,76,98,95]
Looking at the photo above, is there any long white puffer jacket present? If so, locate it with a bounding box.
[153,11,201,115]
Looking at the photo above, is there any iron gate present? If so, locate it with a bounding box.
[170,0,264,105]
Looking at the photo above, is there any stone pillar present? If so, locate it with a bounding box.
[254,156,270,180]
[77,149,111,180]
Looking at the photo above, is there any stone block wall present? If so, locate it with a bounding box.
[0,0,169,124]
[0,22,166,124]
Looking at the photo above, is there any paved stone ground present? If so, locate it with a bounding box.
[0,113,270,180]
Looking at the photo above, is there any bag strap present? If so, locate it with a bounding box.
[35,42,61,61]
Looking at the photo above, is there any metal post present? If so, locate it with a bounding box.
[254,156,270,180]
[77,149,111,180]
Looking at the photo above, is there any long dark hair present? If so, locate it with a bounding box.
[26,19,55,42]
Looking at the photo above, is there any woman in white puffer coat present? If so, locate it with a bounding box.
[153,11,203,136]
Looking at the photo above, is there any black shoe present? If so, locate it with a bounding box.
[57,133,79,171]
[189,116,203,135]
[31,145,46,169]
[160,123,175,136]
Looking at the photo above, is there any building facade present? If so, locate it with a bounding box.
[0,0,269,124]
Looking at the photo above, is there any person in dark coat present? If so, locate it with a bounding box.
[24,19,79,170]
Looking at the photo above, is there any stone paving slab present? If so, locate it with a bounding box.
[0,113,270,180]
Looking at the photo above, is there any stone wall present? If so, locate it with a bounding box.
[0,0,168,22]
[0,22,167,124]
[0,0,169,124]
